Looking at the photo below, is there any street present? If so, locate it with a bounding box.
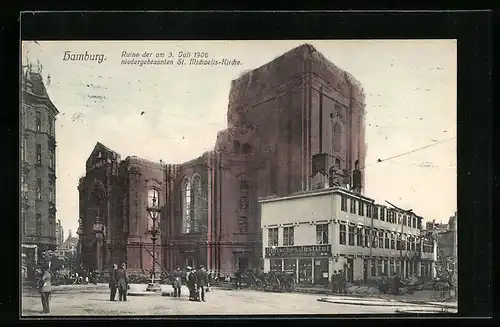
[21,284,456,316]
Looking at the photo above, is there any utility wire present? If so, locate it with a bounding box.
[362,136,456,170]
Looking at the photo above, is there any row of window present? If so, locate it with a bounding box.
[21,210,55,237]
[339,224,431,252]
[267,224,433,253]
[341,196,421,229]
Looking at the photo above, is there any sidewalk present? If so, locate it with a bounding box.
[317,295,457,310]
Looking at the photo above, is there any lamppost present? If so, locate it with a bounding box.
[146,192,161,292]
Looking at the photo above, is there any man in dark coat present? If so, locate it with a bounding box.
[109,263,118,301]
[392,273,401,295]
[196,265,210,302]
[187,267,198,301]
[330,270,338,293]
[38,264,52,313]
[234,269,242,289]
[117,263,129,301]
[172,266,183,298]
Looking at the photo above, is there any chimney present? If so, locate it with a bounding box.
[68,229,72,238]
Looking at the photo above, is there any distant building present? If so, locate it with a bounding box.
[429,211,457,280]
[21,64,59,267]
[56,232,78,258]
[259,186,436,285]
[56,220,64,246]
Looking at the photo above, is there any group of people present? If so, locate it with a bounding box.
[172,265,210,302]
[330,270,347,294]
[108,263,129,301]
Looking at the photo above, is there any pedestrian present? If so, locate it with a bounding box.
[234,269,242,289]
[117,262,129,301]
[172,266,183,298]
[196,265,210,302]
[109,263,118,301]
[338,269,345,294]
[330,270,338,293]
[393,273,401,295]
[187,267,198,301]
[38,264,52,314]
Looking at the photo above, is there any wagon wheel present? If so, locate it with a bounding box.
[271,277,281,292]
[286,278,296,292]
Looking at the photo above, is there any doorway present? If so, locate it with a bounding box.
[346,258,354,282]
[313,258,329,285]
[238,257,249,273]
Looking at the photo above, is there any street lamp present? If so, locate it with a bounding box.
[146,191,161,292]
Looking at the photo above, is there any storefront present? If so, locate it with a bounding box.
[263,244,332,285]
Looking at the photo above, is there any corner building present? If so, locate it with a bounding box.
[259,187,436,285]
[21,67,59,269]
[78,44,367,277]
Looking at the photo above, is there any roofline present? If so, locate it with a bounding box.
[257,187,375,204]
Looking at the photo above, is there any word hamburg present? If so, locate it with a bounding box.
[63,51,105,64]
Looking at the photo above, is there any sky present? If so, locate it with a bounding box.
[21,40,457,239]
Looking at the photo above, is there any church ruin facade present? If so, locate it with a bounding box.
[77,44,367,276]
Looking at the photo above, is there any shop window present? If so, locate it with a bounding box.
[283,226,294,246]
[350,199,356,214]
[356,227,363,247]
[270,259,282,272]
[298,259,313,283]
[284,259,296,275]
[348,226,355,246]
[36,112,42,131]
[268,228,278,246]
[340,196,347,211]
[359,201,364,216]
[339,225,346,245]
[316,224,329,245]
[371,259,376,277]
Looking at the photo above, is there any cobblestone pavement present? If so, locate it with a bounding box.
[21,284,447,317]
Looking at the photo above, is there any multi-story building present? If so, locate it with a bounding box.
[21,65,59,267]
[56,220,64,246]
[78,44,367,277]
[259,186,436,285]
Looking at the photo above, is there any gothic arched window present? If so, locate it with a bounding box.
[191,175,206,233]
[333,123,342,152]
[335,158,341,170]
[181,178,191,234]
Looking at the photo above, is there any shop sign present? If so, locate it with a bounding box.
[264,245,332,258]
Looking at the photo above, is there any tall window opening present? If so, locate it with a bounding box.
[233,141,241,154]
[36,144,42,165]
[339,224,346,245]
[181,178,191,234]
[333,123,341,152]
[191,175,205,233]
